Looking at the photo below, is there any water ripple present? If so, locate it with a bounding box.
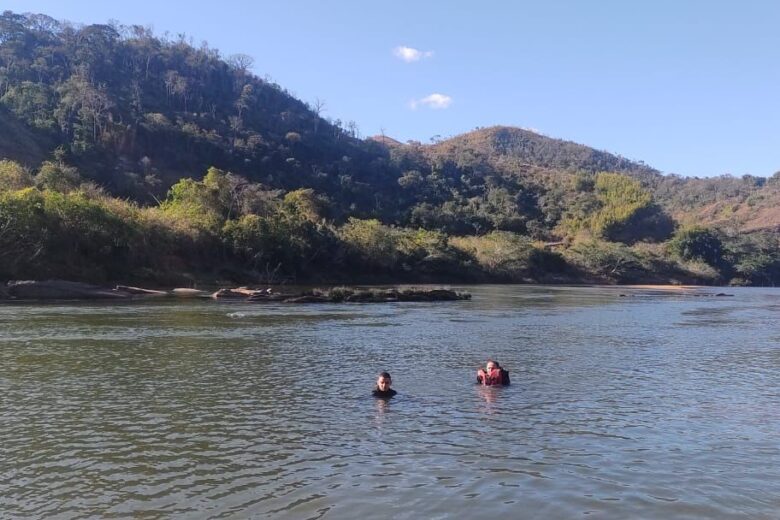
[3,286,780,517]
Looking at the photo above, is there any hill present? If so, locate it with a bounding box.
[1,10,780,287]
[0,11,396,211]
[431,126,658,177]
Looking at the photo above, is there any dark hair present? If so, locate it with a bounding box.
[487,359,500,368]
[378,371,391,379]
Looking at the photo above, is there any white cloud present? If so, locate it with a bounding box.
[409,93,453,110]
[393,45,434,63]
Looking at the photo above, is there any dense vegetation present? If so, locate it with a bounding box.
[2,11,780,286]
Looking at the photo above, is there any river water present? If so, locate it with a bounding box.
[1,285,780,519]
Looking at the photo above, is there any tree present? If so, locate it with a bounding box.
[669,227,724,268]
[283,188,326,222]
[235,84,254,122]
[312,97,325,133]
[567,240,642,281]
[1,81,55,129]
[227,53,254,74]
[55,72,113,146]
[339,218,400,269]
[590,172,673,243]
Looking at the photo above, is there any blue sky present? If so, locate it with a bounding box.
[6,0,780,177]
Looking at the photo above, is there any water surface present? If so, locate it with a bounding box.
[2,285,780,518]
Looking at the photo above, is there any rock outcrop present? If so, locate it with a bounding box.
[7,280,130,300]
[170,288,209,298]
[282,287,470,304]
[212,287,269,299]
[0,281,471,304]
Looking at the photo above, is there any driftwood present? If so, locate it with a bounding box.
[115,285,168,296]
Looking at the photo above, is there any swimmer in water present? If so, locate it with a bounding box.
[372,371,397,398]
[476,359,510,386]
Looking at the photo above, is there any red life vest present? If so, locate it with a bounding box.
[478,368,510,386]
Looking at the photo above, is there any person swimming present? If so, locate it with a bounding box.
[372,371,397,398]
[476,359,510,386]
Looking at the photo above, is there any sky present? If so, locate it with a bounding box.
[5,0,780,177]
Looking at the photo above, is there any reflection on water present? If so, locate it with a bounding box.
[2,286,780,518]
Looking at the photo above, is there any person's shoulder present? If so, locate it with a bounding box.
[372,389,397,397]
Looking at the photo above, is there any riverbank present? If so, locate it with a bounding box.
[0,280,471,303]
[0,279,740,303]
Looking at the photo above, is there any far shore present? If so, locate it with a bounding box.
[614,284,702,291]
[0,279,747,304]
[0,280,472,303]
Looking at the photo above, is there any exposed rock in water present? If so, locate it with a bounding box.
[7,280,130,300]
[239,286,273,296]
[212,287,269,299]
[283,287,471,304]
[0,282,470,303]
[171,288,209,298]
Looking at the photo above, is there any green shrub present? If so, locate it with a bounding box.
[0,188,48,277]
[0,160,34,191]
[668,226,724,267]
[223,212,337,275]
[590,172,673,243]
[36,161,82,193]
[161,168,228,233]
[565,239,642,281]
[0,188,141,280]
[450,231,561,279]
[339,218,400,269]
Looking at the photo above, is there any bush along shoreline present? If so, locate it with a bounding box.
[1,166,776,288]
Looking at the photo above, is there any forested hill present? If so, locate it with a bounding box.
[0,11,395,208]
[0,12,654,215]
[2,10,780,287]
[430,127,658,179]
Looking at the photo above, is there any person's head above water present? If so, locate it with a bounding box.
[486,360,500,371]
[376,372,392,391]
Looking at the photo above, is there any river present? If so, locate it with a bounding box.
[1,285,779,518]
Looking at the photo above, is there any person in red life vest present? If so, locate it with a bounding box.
[476,360,510,386]
[372,371,397,398]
